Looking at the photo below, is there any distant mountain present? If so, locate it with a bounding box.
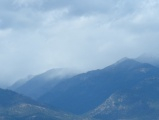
[9,75,34,90]
[38,58,159,115]
[0,88,84,120]
[10,68,78,99]
[136,54,159,67]
[7,57,159,119]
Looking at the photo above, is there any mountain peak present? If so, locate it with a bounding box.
[115,57,131,64]
[113,57,140,67]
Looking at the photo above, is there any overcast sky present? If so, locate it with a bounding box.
[0,0,159,87]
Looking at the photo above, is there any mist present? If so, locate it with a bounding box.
[0,0,159,87]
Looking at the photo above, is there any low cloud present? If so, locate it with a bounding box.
[0,0,159,87]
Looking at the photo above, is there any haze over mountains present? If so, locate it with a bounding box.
[2,55,159,120]
[9,68,79,99]
[136,54,159,67]
[1,0,159,119]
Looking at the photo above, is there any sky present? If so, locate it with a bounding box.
[0,0,159,87]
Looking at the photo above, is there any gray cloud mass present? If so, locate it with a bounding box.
[0,0,159,87]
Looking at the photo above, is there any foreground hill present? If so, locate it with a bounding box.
[89,77,159,120]
[0,88,83,120]
[38,58,159,115]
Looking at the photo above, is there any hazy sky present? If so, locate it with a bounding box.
[0,0,159,87]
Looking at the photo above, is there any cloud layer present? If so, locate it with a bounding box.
[0,0,159,87]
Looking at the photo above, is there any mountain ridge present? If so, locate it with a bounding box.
[5,57,159,119]
[9,68,79,99]
[38,58,159,114]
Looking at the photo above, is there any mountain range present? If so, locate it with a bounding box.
[4,56,159,120]
[38,58,159,115]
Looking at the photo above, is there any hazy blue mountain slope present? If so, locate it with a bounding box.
[39,59,159,114]
[11,68,78,99]
[89,77,159,120]
[8,75,34,90]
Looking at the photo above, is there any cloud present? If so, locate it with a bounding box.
[0,0,159,87]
